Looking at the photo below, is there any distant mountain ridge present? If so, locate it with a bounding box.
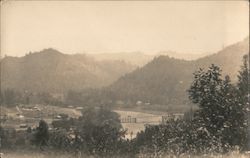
[103,37,249,106]
[1,37,248,108]
[1,48,136,93]
[89,51,209,67]
[88,52,153,67]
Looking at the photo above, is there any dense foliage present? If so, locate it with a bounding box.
[134,55,249,156]
[31,120,50,149]
[50,107,134,157]
[188,64,247,150]
[0,90,63,107]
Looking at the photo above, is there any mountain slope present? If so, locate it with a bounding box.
[196,37,249,81]
[105,37,249,106]
[1,48,136,93]
[107,56,195,106]
[89,51,208,67]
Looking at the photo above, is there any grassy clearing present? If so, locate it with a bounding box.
[115,110,162,139]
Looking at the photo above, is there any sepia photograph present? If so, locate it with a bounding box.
[0,0,249,157]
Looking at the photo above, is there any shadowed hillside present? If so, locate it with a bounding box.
[1,48,136,93]
[104,37,249,106]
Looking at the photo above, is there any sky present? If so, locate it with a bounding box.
[0,1,249,57]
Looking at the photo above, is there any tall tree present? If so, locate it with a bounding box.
[188,65,224,135]
[220,75,246,148]
[189,64,247,150]
[237,54,250,99]
[237,54,250,150]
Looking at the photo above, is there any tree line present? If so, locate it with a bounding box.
[0,90,63,107]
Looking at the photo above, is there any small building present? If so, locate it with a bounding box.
[19,124,28,128]
[76,107,83,110]
[136,101,143,106]
[67,105,74,108]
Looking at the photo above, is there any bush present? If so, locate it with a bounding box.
[31,120,49,149]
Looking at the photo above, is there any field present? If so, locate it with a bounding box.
[1,105,81,130]
[1,104,170,139]
[114,110,163,139]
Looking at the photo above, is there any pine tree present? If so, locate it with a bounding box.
[237,54,250,99]
[220,75,246,148]
[237,54,250,150]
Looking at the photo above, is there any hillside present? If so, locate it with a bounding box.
[196,37,249,81]
[105,37,249,106]
[106,56,195,106]
[1,37,248,108]
[1,48,136,93]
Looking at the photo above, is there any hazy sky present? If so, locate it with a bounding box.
[1,1,249,57]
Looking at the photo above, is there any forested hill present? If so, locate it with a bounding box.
[105,37,249,106]
[1,37,248,107]
[1,48,136,93]
[107,56,195,105]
